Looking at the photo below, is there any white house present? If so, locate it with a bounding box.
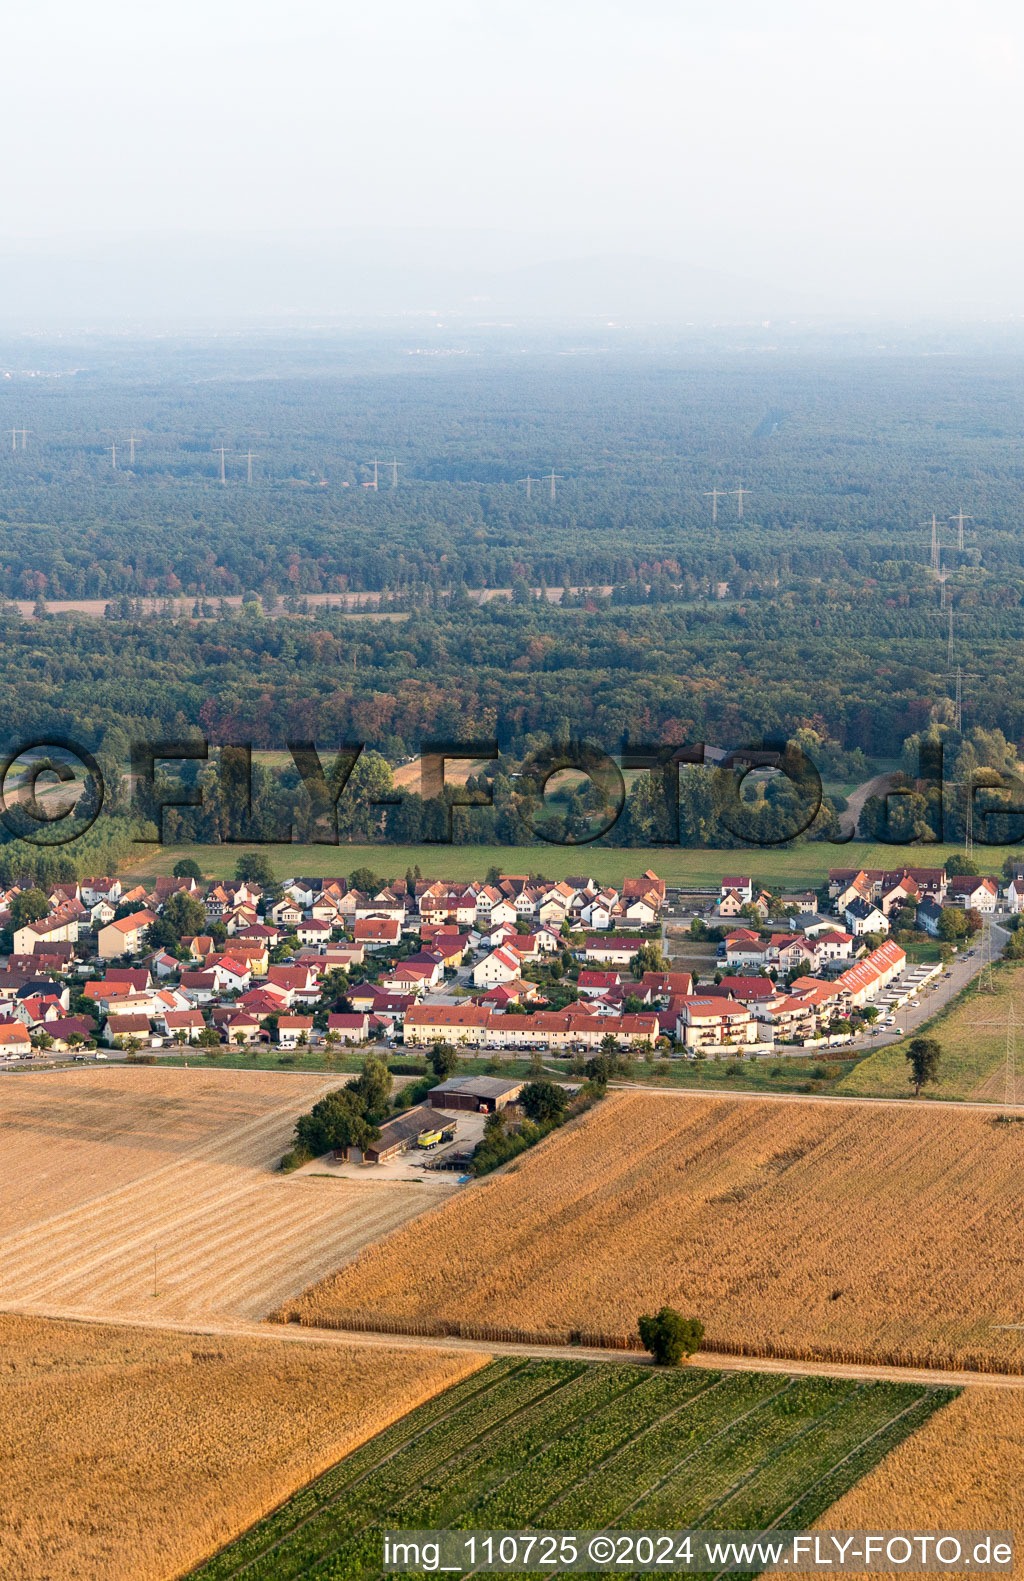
[844,899,889,937]
[947,876,999,913]
[1007,878,1024,914]
[472,946,522,988]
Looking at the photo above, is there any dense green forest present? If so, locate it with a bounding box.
[1,342,1024,601]
[1,329,1023,867]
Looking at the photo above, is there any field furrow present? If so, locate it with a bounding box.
[280,1093,1024,1373]
[0,1068,439,1322]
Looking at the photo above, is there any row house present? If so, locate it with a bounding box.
[707,976,777,1007]
[402,1001,658,1051]
[832,940,907,1009]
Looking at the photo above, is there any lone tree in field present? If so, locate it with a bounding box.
[638,1307,704,1366]
[907,1036,941,1097]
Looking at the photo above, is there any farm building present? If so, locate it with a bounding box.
[427,1074,524,1113]
[362,1105,455,1164]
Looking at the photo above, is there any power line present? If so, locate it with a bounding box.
[704,488,724,524]
[1006,999,1016,1107]
[951,507,974,552]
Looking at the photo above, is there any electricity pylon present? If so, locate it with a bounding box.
[951,507,974,551]
[704,488,724,524]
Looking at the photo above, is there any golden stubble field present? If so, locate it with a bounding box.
[767,1389,1024,1581]
[0,1067,437,1321]
[280,1091,1024,1373]
[0,1311,487,1581]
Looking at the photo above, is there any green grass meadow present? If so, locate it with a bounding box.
[125,839,1004,890]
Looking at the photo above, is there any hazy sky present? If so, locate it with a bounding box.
[3,0,1022,316]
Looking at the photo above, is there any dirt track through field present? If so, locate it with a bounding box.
[0,1070,435,1321]
[3,1305,1024,1393]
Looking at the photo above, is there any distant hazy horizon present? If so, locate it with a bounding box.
[2,1,1022,323]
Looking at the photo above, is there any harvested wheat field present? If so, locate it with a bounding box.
[280,1091,1024,1373]
[0,1065,334,1233]
[767,1389,1022,1581]
[0,1067,437,1321]
[0,1310,486,1581]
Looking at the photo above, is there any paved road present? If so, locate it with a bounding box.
[845,916,1008,1055]
[2,1300,1022,1391]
